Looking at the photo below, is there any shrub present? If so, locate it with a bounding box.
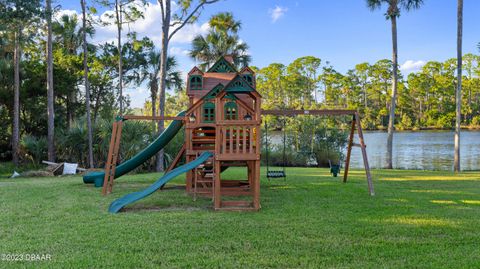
[398,114,413,130]
[20,135,47,165]
[436,112,455,129]
[55,117,184,172]
[263,117,348,168]
[472,116,480,126]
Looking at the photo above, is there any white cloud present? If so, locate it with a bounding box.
[55,9,79,21]
[57,2,210,46]
[169,46,189,56]
[400,60,426,73]
[269,6,288,23]
[170,22,210,43]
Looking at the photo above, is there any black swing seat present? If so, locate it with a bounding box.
[267,170,286,178]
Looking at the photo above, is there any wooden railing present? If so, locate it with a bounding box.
[217,123,260,160]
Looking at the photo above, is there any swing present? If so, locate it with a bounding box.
[329,159,341,177]
[264,119,286,179]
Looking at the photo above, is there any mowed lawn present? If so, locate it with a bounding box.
[1,166,480,268]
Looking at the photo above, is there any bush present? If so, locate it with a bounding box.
[20,135,47,165]
[263,117,348,168]
[261,147,310,167]
[436,112,455,129]
[471,116,480,126]
[398,114,413,130]
[55,117,184,173]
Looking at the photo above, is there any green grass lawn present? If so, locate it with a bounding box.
[1,166,480,268]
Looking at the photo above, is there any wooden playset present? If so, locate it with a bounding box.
[87,56,373,213]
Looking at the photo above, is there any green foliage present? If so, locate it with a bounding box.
[398,114,413,130]
[264,116,348,168]
[366,0,424,19]
[20,135,47,165]
[472,116,480,126]
[189,12,250,70]
[256,55,480,130]
[436,112,456,129]
[44,116,183,172]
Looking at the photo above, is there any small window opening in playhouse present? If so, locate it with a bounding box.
[234,80,243,87]
[203,102,215,122]
[224,102,238,120]
[190,75,202,90]
[242,74,253,86]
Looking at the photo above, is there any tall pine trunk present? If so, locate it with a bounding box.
[156,0,171,172]
[115,0,124,115]
[386,15,398,169]
[12,28,21,166]
[82,0,94,168]
[454,0,463,172]
[46,0,55,162]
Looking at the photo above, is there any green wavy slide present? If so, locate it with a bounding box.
[83,111,185,187]
[108,151,213,213]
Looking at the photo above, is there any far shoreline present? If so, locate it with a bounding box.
[364,126,480,132]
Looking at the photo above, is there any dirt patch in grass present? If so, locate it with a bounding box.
[120,204,210,213]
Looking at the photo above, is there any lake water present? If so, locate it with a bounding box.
[269,130,480,171]
[349,130,480,170]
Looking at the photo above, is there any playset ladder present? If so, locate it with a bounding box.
[102,119,123,195]
[192,155,215,201]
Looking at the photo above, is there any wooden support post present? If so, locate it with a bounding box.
[165,143,186,173]
[186,155,193,193]
[355,112,374,196]
[193,165,198,201]
[102,120,123,195]
[247,161,253,187]
[214,160,221,209]
[343,115,356,183]
[253,160,261,210]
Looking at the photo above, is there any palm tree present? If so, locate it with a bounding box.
[134,51,182,172]
[52,14,84,55]
[53,14,81,128]
[138,52,182,118]
[52,14,94,128]
[209,12,241,33]
[366,0,424,169]
[189,12,251,70]
[454,0,463,172]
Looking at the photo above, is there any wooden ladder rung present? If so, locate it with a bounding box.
[352,143,366,148]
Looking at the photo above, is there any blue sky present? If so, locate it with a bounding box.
[58,0,480,108]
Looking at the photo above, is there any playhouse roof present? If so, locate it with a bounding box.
[187,56,257,93]
[202,72,237,90]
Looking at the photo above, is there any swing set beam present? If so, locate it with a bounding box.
[261,109,374,196]
[261,109,357,116]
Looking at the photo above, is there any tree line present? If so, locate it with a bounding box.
[0,0,472,171]
[255,54,480,131]
[0,0,219,169]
